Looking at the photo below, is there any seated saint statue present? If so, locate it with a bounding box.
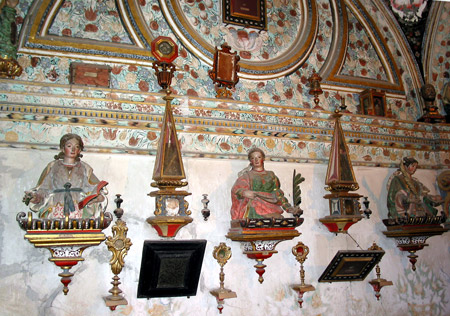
[23,133,108,219]
[230,147,300,220]
[387,157,443,220]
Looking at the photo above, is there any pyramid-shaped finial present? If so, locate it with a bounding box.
[320,104,364,233]
[151,94,187,186]
[325,107,359,192]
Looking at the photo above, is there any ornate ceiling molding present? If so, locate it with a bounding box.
[18,0,155,65]
[161,0,318,80]
[324,0,404,92]
[422,1,445,83]
[320,0,347,80]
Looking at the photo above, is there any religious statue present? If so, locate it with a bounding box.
[386,157,443,220]
[230,147,301,220]
[23,133,108,219]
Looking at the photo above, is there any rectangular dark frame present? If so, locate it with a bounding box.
[223,0,267,30]
[318,249,385,282]
[137,240,207,298]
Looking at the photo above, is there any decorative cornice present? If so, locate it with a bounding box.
[1,79,448,166]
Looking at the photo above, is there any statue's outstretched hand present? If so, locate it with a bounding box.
[428,195,444,206]
[287,206,303,217]
[23,191,41,205]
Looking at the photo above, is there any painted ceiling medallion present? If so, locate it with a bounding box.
[160,0,318,79]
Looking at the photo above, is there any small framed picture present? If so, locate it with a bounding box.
[222,0,267,30]
[319,249,385,282]
[137,240,207,298]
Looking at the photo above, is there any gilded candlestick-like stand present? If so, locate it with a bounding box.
[291,242,315,308]
[104,195,132,310]
[367,243,392,300]
[210,243,237,314]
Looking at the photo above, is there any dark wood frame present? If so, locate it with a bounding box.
[137,240,207,298]
[222,0,267,30]
[318,250,385,282]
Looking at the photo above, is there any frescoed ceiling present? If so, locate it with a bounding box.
[19,0,154,63]
[19,0,408,92]
[1,0,448,168]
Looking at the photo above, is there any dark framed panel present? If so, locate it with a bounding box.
[137,240,207,298]
[223,0,267,30]
[318,250,385,282]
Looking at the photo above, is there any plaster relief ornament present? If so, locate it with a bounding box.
[383,157,448,271]
[17,133,112,295]
[390,0,428,24]
[227,147,304,283]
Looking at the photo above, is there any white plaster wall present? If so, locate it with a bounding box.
[0,148,449,316]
